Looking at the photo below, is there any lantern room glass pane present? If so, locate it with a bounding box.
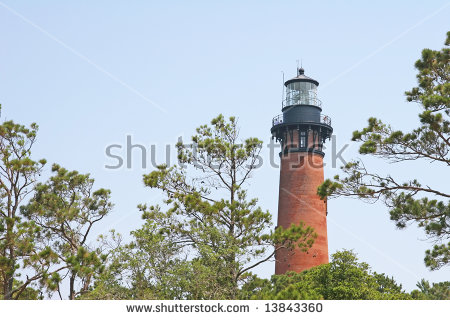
[285,82,318,107]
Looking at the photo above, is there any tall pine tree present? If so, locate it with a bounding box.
[319,32,450,270]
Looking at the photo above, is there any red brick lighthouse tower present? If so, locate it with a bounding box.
[271,68,332,275]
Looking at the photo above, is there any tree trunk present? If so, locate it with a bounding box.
[69,274,75,300]
[4,225,15,300]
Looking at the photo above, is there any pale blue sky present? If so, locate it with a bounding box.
[1,0,449,292]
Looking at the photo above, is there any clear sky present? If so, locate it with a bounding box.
[1,0,449,292]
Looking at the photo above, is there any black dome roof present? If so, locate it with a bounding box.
[284,68,319,86]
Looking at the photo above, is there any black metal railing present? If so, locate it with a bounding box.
[320,114,331,126]
[271,114,332,127]
[272,114,284,126]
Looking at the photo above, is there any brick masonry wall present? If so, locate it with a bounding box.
[275,151,329,275]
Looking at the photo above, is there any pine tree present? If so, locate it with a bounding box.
[0,107,48,299]
[318,32,450,270]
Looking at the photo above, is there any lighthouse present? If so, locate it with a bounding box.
[271,67,333,275]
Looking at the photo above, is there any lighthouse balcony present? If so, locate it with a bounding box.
[272,113,331,127]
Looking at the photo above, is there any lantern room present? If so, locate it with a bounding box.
[283,67,321,109]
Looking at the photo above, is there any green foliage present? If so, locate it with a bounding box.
[319,32,450,270]
[0,279,42,300]
[410,279,450,300]
[21,164,113,299]
[89,115,316,299]
[241,250,410,300]
[424,243,449,270]
[0,111,47,300]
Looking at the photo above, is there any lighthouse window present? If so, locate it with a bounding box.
[300,131,306,148]
[318,142,323,151]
